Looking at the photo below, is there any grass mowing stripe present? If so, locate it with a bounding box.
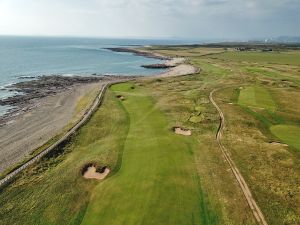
[81,83,217,225]
[238,86,276,112]
[270,125,300,151]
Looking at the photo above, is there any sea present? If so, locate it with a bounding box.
[0,36,193,116]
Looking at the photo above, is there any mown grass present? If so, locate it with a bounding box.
[238,86,276,112]
[81,82,220,225]
[0,90,129,225]
[137,77,256,224]
[271,125,300,151]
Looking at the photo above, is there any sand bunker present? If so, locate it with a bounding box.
[116,95,125,101]
[83,166,110,180]
[173,127,192,136]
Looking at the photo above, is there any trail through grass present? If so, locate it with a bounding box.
[81,83,218,225]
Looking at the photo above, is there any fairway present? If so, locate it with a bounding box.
[81,83,212,225]
[270,125,300,151]
[238,86,276,112]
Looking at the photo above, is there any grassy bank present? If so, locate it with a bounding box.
[0,90,129,225]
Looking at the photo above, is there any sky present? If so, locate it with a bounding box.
[0,0,299,40]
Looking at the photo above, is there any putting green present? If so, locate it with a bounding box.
[238,86,276,112]
[270,125,300,151]
[81,83,214,225]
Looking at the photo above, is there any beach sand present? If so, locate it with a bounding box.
[0,82,104,173]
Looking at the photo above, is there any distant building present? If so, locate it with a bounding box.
[262,48,273,52]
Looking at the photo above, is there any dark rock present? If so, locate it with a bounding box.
[105,47,170,60]
[0,75,136,109]
[141,64,175,69]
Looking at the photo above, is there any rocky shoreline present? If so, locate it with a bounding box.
[0,75,135,124]
[141,64,176,69]
[104,47,170,60]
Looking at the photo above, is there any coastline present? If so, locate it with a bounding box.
[0,75,133,174]
[107,47,199,77]
[0,47,199,177]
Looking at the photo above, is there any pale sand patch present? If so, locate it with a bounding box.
[116,95,125,101]
[83,166,110,180]
[158,64,198,78]
[174,127,192,136]
[164,57,186,66]
[270,142,289,147]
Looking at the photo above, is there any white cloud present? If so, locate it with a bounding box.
[0,0,299,38]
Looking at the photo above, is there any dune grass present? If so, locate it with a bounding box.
[81,82,219,225]
[270,125,300,151]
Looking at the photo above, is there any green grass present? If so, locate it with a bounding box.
[238,86,276,112]
[270,125,300,150]
[81,83,219,225]
[211,51,300,66]
[0,90,129,225]
[215,87,300,225]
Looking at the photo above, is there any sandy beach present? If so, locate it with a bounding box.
[0,81,105,173]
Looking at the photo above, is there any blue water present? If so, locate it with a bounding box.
[0,36,191,115]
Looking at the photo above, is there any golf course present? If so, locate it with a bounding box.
[0,45,299,225]
[81,83,211,225]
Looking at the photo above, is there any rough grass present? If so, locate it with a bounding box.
[0,90,129,225]
[219,87,300,225]
[270,125,300,151]
[143,46,226,57]
[211,51,300,66]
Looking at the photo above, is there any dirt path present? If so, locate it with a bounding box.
[209,89,268,225]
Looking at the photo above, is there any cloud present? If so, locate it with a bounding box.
[0,0,299,39]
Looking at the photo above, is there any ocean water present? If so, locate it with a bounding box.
[0,36,188,115]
